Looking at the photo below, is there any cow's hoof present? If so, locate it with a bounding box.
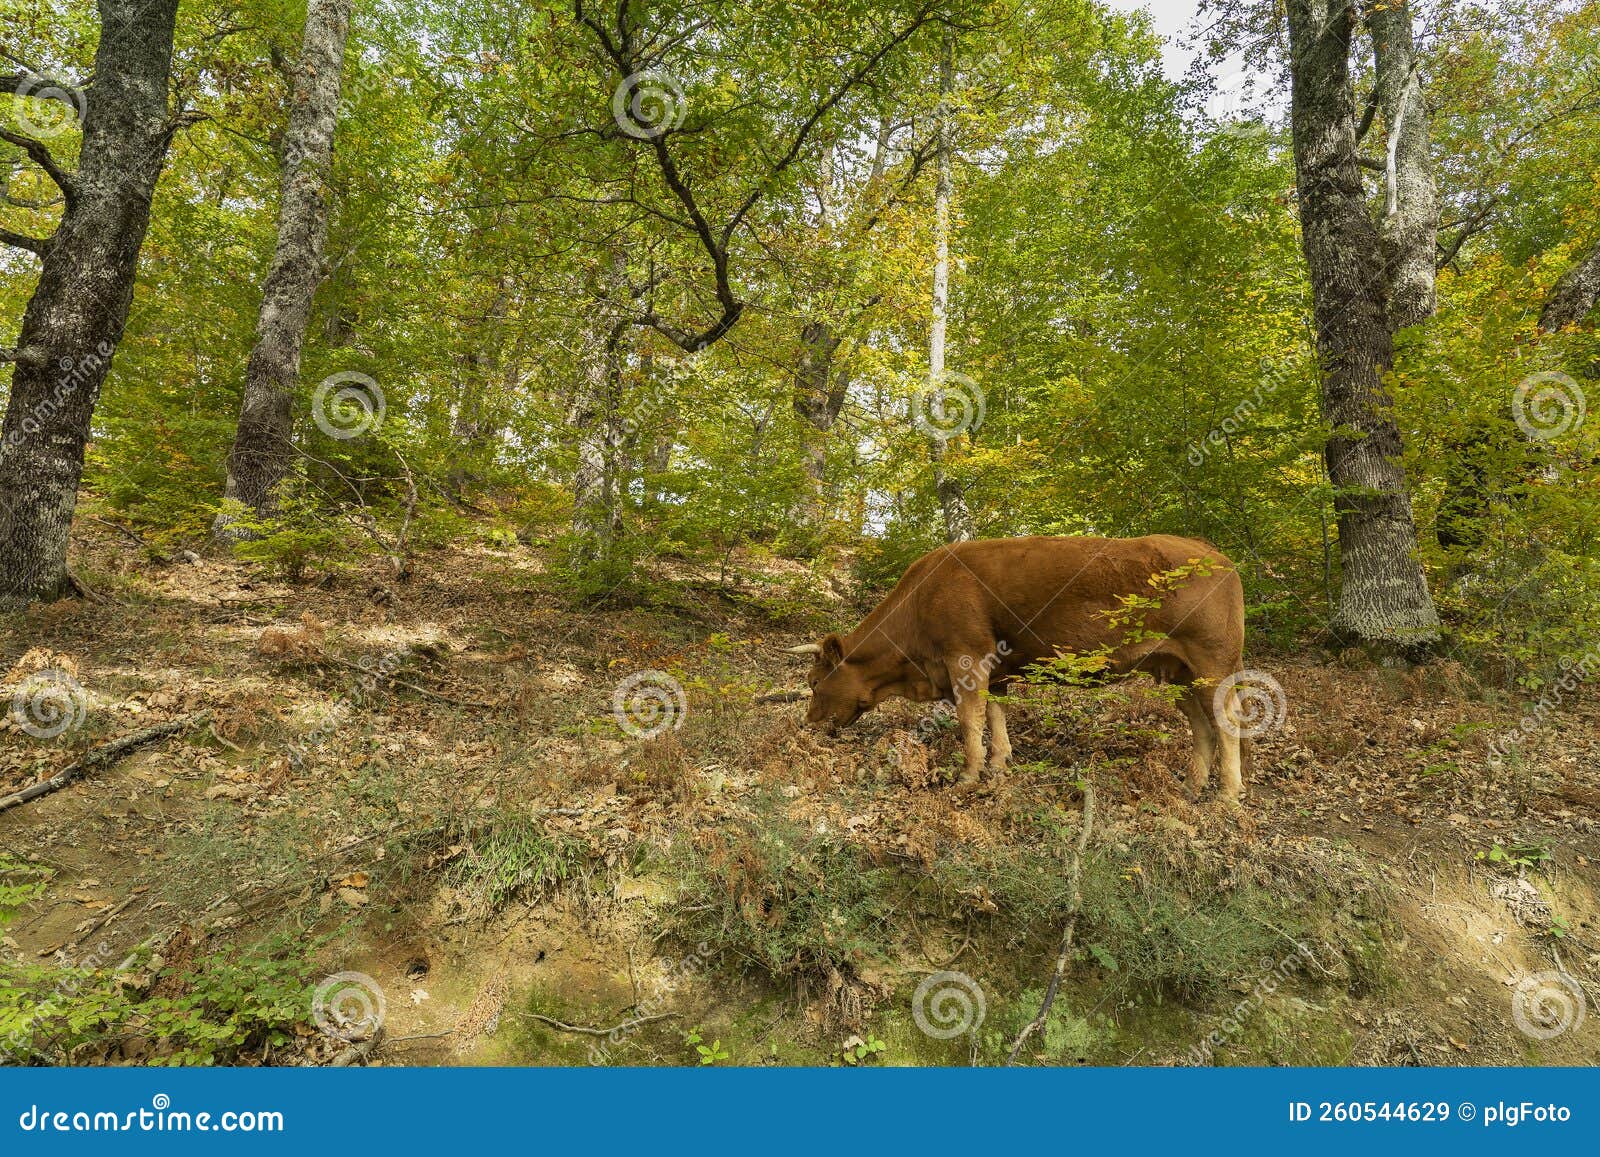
[1216,793,1243,811]
[953,773,982,794]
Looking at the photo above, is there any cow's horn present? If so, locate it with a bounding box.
[786,643,823,655]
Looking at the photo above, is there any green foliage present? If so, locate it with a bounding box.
[4,0,1599,685]
[838,1032,887,1065]
[451,811,592,911]
[0,856,51,929]
[0,941,313,1066]
[1477,840,1555,872]
[221,490,352,582]
[683,1026,730,1065]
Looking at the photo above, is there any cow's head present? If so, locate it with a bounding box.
[788,633,873,731]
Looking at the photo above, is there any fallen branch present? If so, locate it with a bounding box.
[64,569,111,605]
[89,516,173,563]
[314,654,496,710]
[64,891,143,954]
[328,1026,385,1067]
[1004,780,1097,1065]
[0,710,212,813]
[519,1011,679,1037]
[754,689,808,704]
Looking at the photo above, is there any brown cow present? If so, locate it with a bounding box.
[788,535,1250,803]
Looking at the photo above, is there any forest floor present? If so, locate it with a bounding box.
[2,516,1599,1066]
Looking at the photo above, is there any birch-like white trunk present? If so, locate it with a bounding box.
[215,0,354,538]
[928,35,975,544]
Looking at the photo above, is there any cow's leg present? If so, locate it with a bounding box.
[1177,684,1218,799]
[1214,680,1245,806]
[985,698,1012,772]
[946,656,989,786]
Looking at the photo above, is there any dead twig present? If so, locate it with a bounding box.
[1004,780,1096,1065]
[89,516,172,563]
[64,890,144,954]
[207,722,244,753]
[314,654,496,710]
[328,1026,385,1067]
[519,1011,679,1037]
[754,689,808,704]
[0,710,212,813]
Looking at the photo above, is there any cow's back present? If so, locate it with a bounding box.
[891,535,1237,671]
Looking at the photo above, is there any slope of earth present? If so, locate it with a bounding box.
[1,521,1597,1066]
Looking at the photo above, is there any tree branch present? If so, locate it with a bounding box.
[0,227,49,256]
[0,127,78,208]
[0,68,86,110]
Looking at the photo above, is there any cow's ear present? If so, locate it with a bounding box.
[821,633,845,667]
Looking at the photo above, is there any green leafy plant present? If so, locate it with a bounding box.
[0,941,313,1066]
[1476,841,1553,871]
[839,1033,886,1066]
[0,856,51,928]
[684,1027,730,1065]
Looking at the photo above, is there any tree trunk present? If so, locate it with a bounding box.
[1286,0,1441,648]
[568,337,622,562]
[928,35,975,544]
[1539,239,1600,332]
[447,275,515,494]
[566,252,629,564]
[1366,1,1437,331]
[792,319,848,527]
[215,0,353,538]
[0,0,182,607]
